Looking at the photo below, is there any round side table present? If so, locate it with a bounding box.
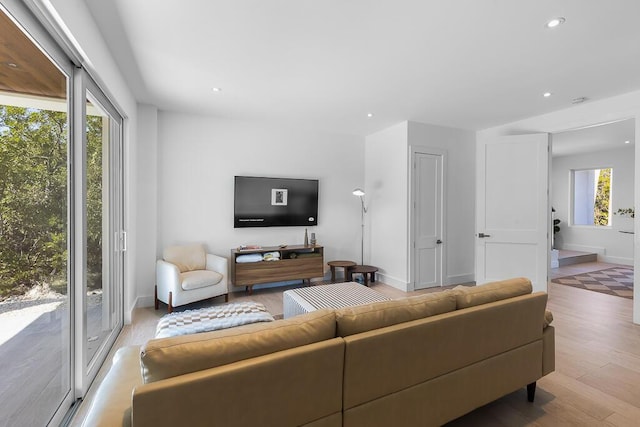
[327,260,356,283]
[349,265,379,287]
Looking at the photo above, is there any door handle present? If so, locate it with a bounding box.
[478,233,491,238]
[436,239,442,244]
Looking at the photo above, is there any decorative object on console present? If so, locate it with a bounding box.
[310,232,316,246]
[352,188,368,265]
[304,228,309,246]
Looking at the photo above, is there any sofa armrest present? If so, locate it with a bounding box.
[132,339,344,426]
[542,325,555,376]
[81,346,142,427]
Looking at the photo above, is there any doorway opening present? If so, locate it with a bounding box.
[550,118,635,296]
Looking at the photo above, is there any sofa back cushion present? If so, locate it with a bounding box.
[140,309,336,383]
[454,277,532,309]
[163,244,206,273]
[341,291,548,410]
[335,291,457,337]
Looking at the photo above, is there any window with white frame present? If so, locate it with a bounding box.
[572,168,612,226]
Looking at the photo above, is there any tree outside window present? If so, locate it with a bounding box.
[572,168,612,226]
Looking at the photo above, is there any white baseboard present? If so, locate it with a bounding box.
[135,295,155,308]
[561,244,605,255]
[445,273,475,286]
[376,273,408,291]
[601,255,633,266]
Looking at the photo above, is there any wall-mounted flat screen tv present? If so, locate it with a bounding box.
[234,176,319,228]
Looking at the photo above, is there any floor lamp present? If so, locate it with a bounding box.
[352,188,367,265]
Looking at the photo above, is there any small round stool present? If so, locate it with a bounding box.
[349,265,379,287]
[327,260,356,283]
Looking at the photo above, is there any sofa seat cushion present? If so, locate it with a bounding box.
[140,308,336,383]
[335,291,457,337]
[163,243,206,272]
[454,277,532,309]
[180,269,223,290]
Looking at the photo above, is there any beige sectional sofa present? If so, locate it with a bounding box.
[82,278,554,427]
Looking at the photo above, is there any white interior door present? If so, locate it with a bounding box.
[476,134,550,293]
[413,150,444,289]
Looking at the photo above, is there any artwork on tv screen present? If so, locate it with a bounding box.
[234,176,319,228]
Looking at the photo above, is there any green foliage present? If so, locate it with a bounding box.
[86,115,103,290]
[0,106,68,297]
[594,168,611,226]
[615,208,635,218]
[0,105,104,298]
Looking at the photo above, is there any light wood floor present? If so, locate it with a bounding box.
[71,264,640,426]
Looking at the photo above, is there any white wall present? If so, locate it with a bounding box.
[135,105,158,306]
[408,122,476,286]
[365,122,409,289]
[476,89,640,324]
[552,146,634,265]
[154,112,365,296]
[364,121,476,291]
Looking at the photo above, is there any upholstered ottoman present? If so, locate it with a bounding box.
[155,301,274,338]
[283,282,390,318]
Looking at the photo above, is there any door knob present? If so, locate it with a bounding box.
[436,239,442,244]
[478,233,491,238]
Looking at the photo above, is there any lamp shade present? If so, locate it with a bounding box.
[352,188,365,196]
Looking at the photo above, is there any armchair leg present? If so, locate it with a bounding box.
[154,285,159,310]
[168,291,173,314]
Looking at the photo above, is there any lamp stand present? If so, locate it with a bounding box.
[359,196,367,266]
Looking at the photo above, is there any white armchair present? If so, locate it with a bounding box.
[155,243,229,313]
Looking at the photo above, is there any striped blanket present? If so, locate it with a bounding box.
[155,301,274,338]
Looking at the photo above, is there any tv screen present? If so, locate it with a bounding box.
[234,176,319,228]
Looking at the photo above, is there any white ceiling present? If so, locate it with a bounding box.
[552,118,635,157]
[86,0,640,137]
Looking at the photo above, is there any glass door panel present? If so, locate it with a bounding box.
[85,96,110,363]
[82,84,123,379]
[0,6,72,425]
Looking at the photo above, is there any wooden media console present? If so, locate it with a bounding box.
[230,245,324,295]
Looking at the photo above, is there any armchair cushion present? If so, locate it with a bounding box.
[163,244,206,273]
[181,270,223,291]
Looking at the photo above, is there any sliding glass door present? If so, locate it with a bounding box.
[0,2,125,423]
[77,77,124,389]
[0,5,73,426]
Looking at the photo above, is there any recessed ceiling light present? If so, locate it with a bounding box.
[367,113,374,118]
[546,17,565,28]
[212,87,222,92]
[543,92,552,98]
[625,140,631,144]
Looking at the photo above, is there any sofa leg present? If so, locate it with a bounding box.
[168,291,173,314]
[527,382,537,402]
[154,285,159,310]
[224,293,229,303]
